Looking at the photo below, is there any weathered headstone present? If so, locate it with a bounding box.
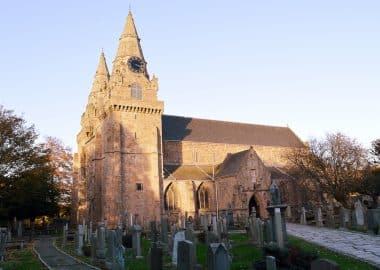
[132,224,143,258]
[96,223,106,259]
[367,208,380,233]
[300,207,307,225]
[77,224,84,255]
[211,215,217,233]
[274,208,284,248]
[200,215,208,231]
[150,241,163,270]
[207,243,230,270]
[114,243,126,270]
[172,231,186,264]
[227,205,234,229]
[0,228,8,261]
[264,220,273,243]
[161,216,169,245]
[105,230,117,269]
[353,200,365,228]
[286,206,292,220]
[177,240,196,270]
[90,233,96,263]
[311,258,340,270]
[266,255,277,270]
[339,208,350,228]
[257,219,264,248]
[185,226,195,242]
[17,221,22,237]
[315,207,323,227]
[62,223,68,248]
[326,205,335,228]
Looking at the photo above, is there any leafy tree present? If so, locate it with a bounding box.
[0,106,59,222]
[371,139,380,164]
[286,132,368,207]
[43,137,73,218]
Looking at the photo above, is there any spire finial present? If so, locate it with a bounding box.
[129,4,131,12]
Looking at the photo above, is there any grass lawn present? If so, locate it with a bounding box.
[288,236,377,270]
[0,247,44,270]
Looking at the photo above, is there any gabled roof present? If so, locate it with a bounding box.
[163,164,215,180]
[216,150,249,178]
[162,115,304,148]
[267,166,292,179]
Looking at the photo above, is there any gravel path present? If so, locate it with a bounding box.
[287,223,380,268]
[33,236,98,270]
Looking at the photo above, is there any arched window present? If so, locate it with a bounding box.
[165,183,179,211]
[198,184,210,209]
[131,83,142,100]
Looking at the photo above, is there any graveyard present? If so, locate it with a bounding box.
[2,182,377,270]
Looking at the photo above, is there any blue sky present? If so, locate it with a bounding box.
[0,1,379,150]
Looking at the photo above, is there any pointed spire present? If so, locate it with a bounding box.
[113,11,146,66]
[95,50,110,78]
[121,11,139,39]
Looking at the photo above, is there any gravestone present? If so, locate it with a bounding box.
[7,229,11,242]
[200,215,208,231]
[274,208,284,248]
[83,223,88,243]
[172,231,186,264]
[286,205,292,221]
[77,224,84,255]
[185,226,195,242]
[211,215,217,233]
[315,207,323,227]
[339,208,350,228]
[150,241,163,270]
[266,255,277,270]
[264,220,273,243]
[207,243,230,270]
[367,208,380,233]
[161,216,169,246]
[105,230,117,269]
[0,228,8,261]
[96,223,106,259]
[257,219,264,248]
[17,221,22,237]
[311,258,340,270]
[227,204,234,229]
[353,200,365,228]
[300,207,307,225]
[90,233,96,263]
[62,223,68,248]
[177,240,196,270]
[326,205,335,228]
[206,231,219,245]
[132,225,143,258]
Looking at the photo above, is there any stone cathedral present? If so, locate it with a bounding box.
[72,12,305,228]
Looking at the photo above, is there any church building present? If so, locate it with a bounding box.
[72,12,305,228]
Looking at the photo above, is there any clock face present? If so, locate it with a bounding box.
[127,56,145,73]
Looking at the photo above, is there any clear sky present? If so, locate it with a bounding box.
[0,1,379,151]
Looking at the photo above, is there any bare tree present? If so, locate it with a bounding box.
[286,132,368,208]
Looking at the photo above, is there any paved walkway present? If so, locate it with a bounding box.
[33,236,97,270]
[287,223,380,268]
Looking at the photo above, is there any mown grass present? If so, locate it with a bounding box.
[0,247,44,270]
[288,236,377,270]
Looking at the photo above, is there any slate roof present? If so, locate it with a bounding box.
[267,166,291,179]
[162,115,304,148]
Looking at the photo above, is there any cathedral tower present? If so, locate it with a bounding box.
[74,11,164,228]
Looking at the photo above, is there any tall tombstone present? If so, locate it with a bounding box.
[17,221,22,238]
[150,220,158,243]
[177,240,196,270]
[161,216,169,246]
[84,223,88,243]
[207,243,230,270]
[269,182,281,205]
[315,207,323,227]
[339,208,350,228]
[286,206,292,221]
[114,244,126,270]
[326,205,335,228]
[185,226,195,242]
[132,224,143,258]
[90,233,96,263]
[77,224,84,255]
[105,230,117,269]
[257,219,265,248]
[353,200,365,228]
[274,208,284,248]
[150,241,163,270]
[62,223,67,248]
[367,208,380,234]
[266,255,277,270]
[172,231,186,265]
[0,228,8,262]
[264,220,273,243]
[200,215,208,231]
[211,214,218,233]
[300,207,307,225]
[227,204,234,229]
[96,223,106,259]
[311,258,340,270]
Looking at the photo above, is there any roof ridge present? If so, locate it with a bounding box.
[163,114,290,129]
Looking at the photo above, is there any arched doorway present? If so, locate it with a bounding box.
[248,195,260,218]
